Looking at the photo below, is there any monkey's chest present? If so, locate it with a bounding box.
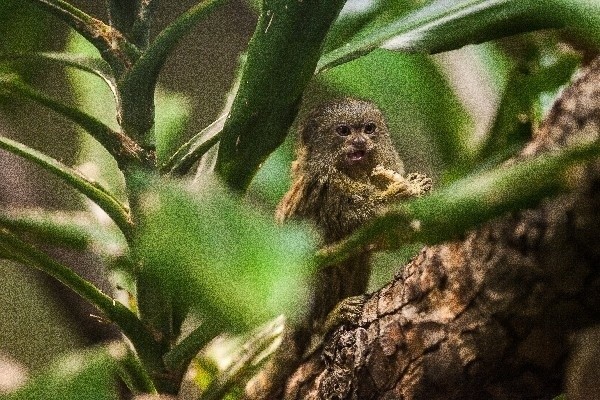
[318,190,379,243]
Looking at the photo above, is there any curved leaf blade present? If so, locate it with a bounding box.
[24,0,139,76]
[0,229,158,365]
[0,135,132,235]
[317,0,561,72]
[0,75,145,168]
[0,51,117,98]
[118,0,227,144]
[0,209,126,255]
[163,115,224,175]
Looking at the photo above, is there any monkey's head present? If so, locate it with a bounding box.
[299,98,402,178]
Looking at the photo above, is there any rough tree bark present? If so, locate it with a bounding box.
[281,56,600,399]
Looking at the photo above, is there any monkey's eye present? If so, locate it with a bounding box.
[364,122,376,134]
[336,125,351,136]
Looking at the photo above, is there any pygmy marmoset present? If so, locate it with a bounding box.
[248,97,431,399]
[277,97,432,326]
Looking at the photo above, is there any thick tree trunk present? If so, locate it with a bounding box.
[282,57,600,399]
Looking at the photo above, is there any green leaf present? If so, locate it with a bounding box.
[317,0,562,72]
[318,138,600,266]
[0,135,132,236]
[0,52,117,98]
[24,0,139,76]
[3,348,119,400]
[0,209,126,255]
[477,52,581,163]
[0,228,159,372]
[134,176,317,333]
[215,0,347,191]
[551,0,600,44]
[118,0,227,145]
[0,74,145,169]
[163,115,224,175]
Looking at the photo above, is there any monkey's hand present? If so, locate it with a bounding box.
[371,165,432,200]
[406,172,432,197]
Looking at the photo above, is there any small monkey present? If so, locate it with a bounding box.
[247,98,431,399]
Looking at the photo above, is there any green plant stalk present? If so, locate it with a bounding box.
[163,117,224,175]
[0,135,133,238]
[1,77,148,169]
[25,0,139,76]
[118,0,228,148]
[112,342,158,394]
[215,0,347,191]
[163,320,225,373]
[0,228,163,384]
[316,139,600,267]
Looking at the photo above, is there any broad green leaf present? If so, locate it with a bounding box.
[317,0,561,72]
[2,348,118,400]
[134,176,317,333]
[0,135,132,235]
[215,0,347,191]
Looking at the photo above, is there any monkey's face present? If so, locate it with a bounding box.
[301,98,397,177]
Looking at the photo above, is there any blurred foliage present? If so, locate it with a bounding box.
[2,348,119,400]
[134,175,317,332]
[0,0,599,398]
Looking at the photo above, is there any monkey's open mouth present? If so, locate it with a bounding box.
[347,150,366,162]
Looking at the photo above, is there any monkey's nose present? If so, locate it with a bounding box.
[351,135,366,148]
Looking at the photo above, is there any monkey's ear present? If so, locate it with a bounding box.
[300,118,318,146]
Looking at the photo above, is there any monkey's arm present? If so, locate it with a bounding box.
[371,165,432,200]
